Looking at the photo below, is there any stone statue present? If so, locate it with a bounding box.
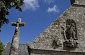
[10,18,25,55]
[65,23,77,40]
[63,19,78,48]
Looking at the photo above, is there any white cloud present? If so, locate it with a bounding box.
[44,0,55,4]
[47,5,60,13]
[23,0,40,10]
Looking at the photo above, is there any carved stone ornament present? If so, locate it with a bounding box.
[63,40,78,48]
[52,39,62,49]
[62,19,78,48]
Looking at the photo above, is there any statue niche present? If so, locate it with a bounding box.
[63,19,78,48]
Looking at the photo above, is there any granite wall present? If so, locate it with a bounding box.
[30,49,85,55]
[27,0,85,53]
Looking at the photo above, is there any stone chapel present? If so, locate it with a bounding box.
[3,0,85,55]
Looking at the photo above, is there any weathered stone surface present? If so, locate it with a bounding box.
[3,43,11,55]
[10,18,25,55]
[74,0,85,5]
[27,0,85,52]
[3,43,29,55]
[3,0,85,55]
[30,49,85,55]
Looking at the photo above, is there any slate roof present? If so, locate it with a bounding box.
[3,43,29,55]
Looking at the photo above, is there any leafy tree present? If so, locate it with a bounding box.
[0,0,24,32]
[0,41,4,55]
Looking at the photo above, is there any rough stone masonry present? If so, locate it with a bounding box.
[27,0,85,54]
[3,0,85,55]
[10,18,25,55]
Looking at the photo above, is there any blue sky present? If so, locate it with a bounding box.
[0,0,71,45]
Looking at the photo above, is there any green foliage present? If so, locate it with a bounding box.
[0,41,4,55]
[0,0,24,32]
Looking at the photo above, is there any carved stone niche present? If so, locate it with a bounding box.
[62,19,78,48]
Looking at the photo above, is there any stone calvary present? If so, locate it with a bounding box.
[10,18,25,55]
[3,0,85,55]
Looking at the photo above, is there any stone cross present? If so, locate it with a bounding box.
[10,18,25,55]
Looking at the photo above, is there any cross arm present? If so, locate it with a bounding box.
[12,22,17,26]
[12,22,25,26]
[19,22,25,26]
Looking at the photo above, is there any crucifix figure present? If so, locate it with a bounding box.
[10,18,25,55]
